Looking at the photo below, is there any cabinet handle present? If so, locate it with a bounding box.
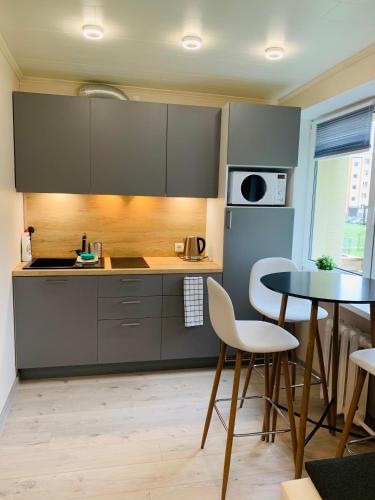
[120,322,141,327]
[120,278,141,283]
[226,210,232,229]
[45,280,67,284]
[120,300,141,305]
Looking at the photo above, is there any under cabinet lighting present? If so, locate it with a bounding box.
[82,24,104,40]
[181,35,202,50]
[265,46,284,60]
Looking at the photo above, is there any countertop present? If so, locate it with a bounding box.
[13,257,223,277]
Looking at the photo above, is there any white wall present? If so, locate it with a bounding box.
[0,49,23,413]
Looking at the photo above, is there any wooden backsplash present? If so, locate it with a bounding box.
[24,194,207,257]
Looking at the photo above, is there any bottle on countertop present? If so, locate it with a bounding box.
[21,229,32,262]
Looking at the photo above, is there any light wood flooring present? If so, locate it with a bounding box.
[0,366,348,499]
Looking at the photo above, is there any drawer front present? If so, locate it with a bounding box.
[161,317,219,360]
[98,318,161,363]
[99,296,162,319]
[162,295,209,318]
[98,275,162,297]
[162,273,222,296]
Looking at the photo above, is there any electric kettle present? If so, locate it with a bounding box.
[183,236,206,261]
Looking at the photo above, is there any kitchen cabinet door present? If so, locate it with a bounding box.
[13,92,91,193]
[223,207,294,320]
[227,103,301,167]
[166,104,221,197]
[91,99,167,195]
[14,277,98,368]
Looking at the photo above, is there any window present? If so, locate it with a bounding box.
[310,105,375,275]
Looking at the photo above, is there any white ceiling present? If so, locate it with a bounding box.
[1,0,375,99]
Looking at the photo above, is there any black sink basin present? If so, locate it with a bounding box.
[110,257,149,269]
[23,258,77,269]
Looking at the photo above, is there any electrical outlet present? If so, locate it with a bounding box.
[175,242,184,253]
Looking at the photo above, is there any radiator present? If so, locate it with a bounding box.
[321,319,374,434]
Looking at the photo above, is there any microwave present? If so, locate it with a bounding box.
[227,170,287,206]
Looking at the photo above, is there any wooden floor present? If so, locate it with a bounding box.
[0,366,344,499]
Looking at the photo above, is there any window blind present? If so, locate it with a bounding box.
[314,105,374,159]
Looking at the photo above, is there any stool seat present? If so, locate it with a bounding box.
[350,348,375,375]
[235,320,299,353]
[253,296,328,323]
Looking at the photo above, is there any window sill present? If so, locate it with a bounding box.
[341,302,370,320]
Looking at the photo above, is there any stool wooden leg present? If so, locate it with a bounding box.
[262,353,270,442]
[282,351,297,462]
[315,325,332,431]
[221,349,243,500]
[239,352,256,409]
[290,323,297,400]
[336,368,367,457]
[201,341,227,449]
[271,353,281,443]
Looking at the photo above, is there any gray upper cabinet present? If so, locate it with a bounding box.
[227,102,301,167]
[13,92,91,193]
[91,99,167,196]
[166,105,221,197]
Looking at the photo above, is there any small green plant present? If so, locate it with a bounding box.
[315,255,336,271]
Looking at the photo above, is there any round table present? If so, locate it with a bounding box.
[261,271,375,479]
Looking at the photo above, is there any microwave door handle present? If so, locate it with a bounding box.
[226,210,232,229]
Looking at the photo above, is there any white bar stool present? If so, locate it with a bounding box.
[241,258,329,425]
[336,348,375,457]
[201,278,299,500]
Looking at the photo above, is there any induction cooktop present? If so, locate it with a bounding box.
[110,257,150,269]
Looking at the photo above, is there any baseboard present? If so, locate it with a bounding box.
[0,377,18,434]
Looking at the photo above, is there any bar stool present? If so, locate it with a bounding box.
[336,348,375,457]
[201,278,299,500]
[241,257,329,417]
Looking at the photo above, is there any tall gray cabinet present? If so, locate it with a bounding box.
[223,207,294,320]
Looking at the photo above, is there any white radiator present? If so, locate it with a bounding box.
[321,319,374,434]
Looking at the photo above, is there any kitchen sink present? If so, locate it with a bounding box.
[23,258,77,269]
[110,257,149,269]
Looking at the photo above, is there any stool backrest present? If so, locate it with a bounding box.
[207,277,238,347]
[250,257,298,310]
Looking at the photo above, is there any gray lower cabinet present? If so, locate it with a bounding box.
[99,296,162,319]
[166,104,221,197]
[227,102,301,167]
[13,92,91,193]
[162,273,222,295]
[91,99,167,196]
[98,318,161,363]
[14,276,97,368]
[223,207,294,320]
[98,275,162,297]
[161,317,219,359]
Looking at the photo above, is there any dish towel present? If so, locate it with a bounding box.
[183,276,204,327]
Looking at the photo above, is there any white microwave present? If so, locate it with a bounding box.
[227,170,287,206]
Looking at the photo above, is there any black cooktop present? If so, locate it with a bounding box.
[110,257,150,269]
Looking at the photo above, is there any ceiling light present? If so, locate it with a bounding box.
[181,35,202,50]
[265,46,284,60]
[82,24,104,40]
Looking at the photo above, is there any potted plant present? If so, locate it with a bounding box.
[315,255,336,271]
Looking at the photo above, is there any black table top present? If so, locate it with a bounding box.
[261,271,375,304]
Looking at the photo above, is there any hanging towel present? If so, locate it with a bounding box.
[183,276,204,327]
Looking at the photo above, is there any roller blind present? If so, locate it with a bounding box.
[314,105,374,159]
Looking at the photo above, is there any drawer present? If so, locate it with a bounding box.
[161,316,220,360]
[98,318,161,363]
[99,296,162,320]
[162,295,209,318]
[98,275,162,297]
[162,273,222,296]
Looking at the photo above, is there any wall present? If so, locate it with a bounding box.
[24,194,206,257]
[0,49,23,415]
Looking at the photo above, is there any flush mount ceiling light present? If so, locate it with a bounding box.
[82,24,104,40]
[265,46,284,60]
[181,35,202,50]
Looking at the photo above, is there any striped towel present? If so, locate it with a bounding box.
[183,276,204,327]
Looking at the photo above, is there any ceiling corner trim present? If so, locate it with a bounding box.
[277,43,375,105]
[0,31,23,79]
